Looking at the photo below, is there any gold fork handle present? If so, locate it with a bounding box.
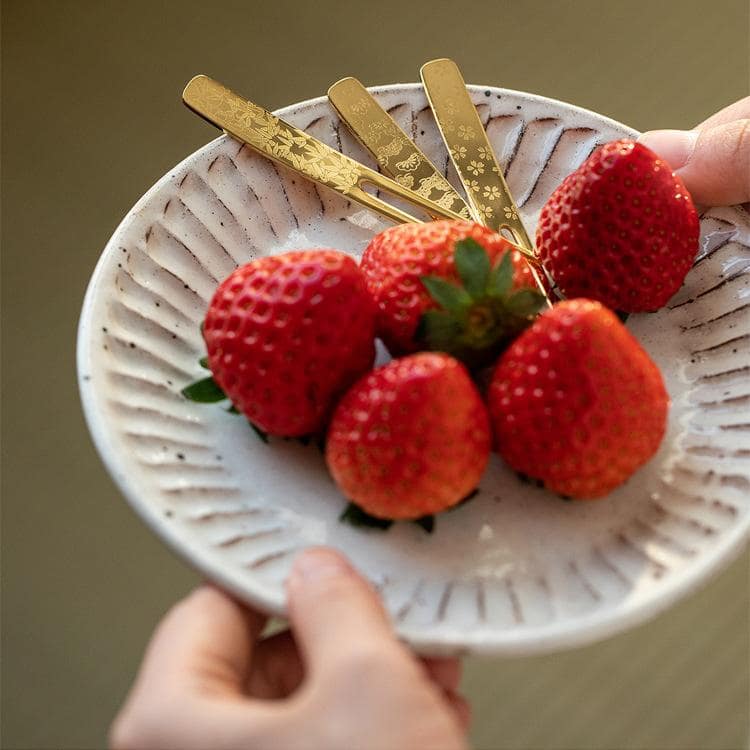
[420,59,536,257]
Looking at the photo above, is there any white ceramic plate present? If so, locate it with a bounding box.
[78,83,750,655]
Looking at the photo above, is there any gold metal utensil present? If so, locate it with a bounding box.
[420,59,550,302]
[420,59,535,260]
[327,77,471,220]
[183,75,467,227]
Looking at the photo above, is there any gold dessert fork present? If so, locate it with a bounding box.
[327,77,471,220]
[182,75,467,227]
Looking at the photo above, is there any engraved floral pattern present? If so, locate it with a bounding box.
[450,145,467,160]
[457,124,476,141]
[478,145,494,161]
[483,185,502,201]
[468,160,485,176]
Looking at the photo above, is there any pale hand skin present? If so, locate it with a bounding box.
[639,96,750,207]
[110,548,470,750]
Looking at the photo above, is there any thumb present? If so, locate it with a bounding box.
[638,120,750,206]
[285,547,401,676]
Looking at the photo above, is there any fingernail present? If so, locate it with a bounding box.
[638,129,698,170]
[290,547,350,584]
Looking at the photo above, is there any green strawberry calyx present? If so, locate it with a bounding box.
[416,239,545,368]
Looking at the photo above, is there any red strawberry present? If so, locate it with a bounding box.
[488,299,668,499]
[326,352,491,520]
[201,250,375,436]
[536,139,699,312]
[360,220,540,362]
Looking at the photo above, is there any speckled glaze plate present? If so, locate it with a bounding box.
[78,83,750,655]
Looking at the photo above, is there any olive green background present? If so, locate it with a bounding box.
[2,1,749,748]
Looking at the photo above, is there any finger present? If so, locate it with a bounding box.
[285,547,401,676]
[420,656,462,692]
[134,586,266,697]
[638,120,750,205]
[695,96,750,130]
[246,630,305,699]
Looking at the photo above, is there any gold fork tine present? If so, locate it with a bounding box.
[328,77,472,220]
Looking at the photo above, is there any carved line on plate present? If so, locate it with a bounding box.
[435,582,454,623]
[690,333,749,357]
[476,579,487,623]
[669,268,749,310]
[681,302,750,332]
[177,177,249,267]
[162,485,241,497]
[658,479,739,516]
[614,532,668,577]
[698,365,750,384]
[108,370,185,401]
[671,462,750,493]
[191,507,265,522]
[504,578,524,624]
[108,400,204,431]
[501,119,527,181]
[105,337,194,380]
[110,298,194,351]
[567,560,602,602]
[151,220,221,286]
[141,460,226,474]
[220,153,281,240]
[121,431,213,451]
[169,195,239,271]
[131,241,208,317]
[695,393,750,411]
[591,547,632,586]
[395,579,425,623]
[685,444,750,459]
[648,499,718,536]
[244,547,298,569]
[115,264,197,328]
[632,518,697,557]
[217,526,286,548]
[265,159,301,230]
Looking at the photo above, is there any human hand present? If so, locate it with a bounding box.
[110,548,470,750]
[638,96,750,206]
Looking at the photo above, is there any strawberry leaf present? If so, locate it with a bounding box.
[339,502,393,530]
[454,238,490,299]
[182,376,226,402]
[505,289,546,318]
[420,276,472,313]
[487,251,514,298]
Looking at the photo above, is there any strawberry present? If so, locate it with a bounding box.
[199,250,376,436]
[536,139,699,312]
[326,352,491,520]
[488,299,668,499]
[360,220,541,364]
